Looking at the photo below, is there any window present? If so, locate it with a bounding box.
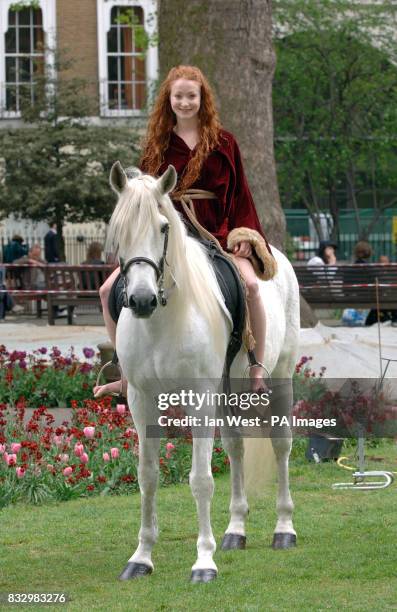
[0,0,56,119]
[4,7,44,112]
[97,0,158,117]
[107,6,146,111]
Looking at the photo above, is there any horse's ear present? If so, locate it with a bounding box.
[110,161,127,194]
[157,165,177,195]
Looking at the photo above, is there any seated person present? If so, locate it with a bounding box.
[307,240,337,267]
[365,254,397,326]
[0,266,13,320]
[353,241,372,264]
[81,242,104,290]
[14,243,46,289]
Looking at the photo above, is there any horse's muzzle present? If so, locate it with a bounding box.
[129,292,158,318]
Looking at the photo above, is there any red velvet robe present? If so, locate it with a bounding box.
[157,129,267,250]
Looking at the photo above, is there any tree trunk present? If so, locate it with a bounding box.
[159,0,285,248]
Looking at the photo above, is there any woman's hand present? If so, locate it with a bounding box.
[233,241,252,258]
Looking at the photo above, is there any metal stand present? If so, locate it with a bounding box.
[333,425,394,490]
[332,278,395,490]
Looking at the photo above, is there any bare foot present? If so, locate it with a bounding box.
[93,378,127,399]
[250,376,269,394]
[250,366,269,393]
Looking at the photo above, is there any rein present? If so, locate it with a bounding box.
[119,223,171,308]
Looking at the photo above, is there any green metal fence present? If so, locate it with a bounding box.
[285,208,397,261]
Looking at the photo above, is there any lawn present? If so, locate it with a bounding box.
[1,441,396,612]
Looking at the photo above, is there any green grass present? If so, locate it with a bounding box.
[1,441,397,612]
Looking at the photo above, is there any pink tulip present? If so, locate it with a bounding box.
[60,453,69,463]
[16,467,25,479]
[0,444,5,454]
[116,404,126,415]
[6,453,17,466]
[166,442,175,452]
[80,452,89,464]
[110,447,119,459]
[53,435,63,447]
[63,466,73,477]
[11,443,21,454]
[83,426,95,439]
[74,442,84,457]
[47,464,54,472]
[103,452,110,462]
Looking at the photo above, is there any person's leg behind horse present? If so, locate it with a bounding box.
[234,256,266,387]
[93,267,127,398]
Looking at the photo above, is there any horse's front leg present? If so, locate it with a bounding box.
[270,379,296,549]
[219,435,249,550]
[190,433,217,583]
[119,394,160,580]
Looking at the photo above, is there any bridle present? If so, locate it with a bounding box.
[119,223,171,308]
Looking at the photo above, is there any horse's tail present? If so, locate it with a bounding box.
[244,438,277,497]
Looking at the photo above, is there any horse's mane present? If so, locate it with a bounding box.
[106,175,225,346]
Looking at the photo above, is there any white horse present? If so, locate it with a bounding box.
[107,161,300,583]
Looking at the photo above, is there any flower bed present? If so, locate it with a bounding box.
[0,398,229,508]
[0,345,229,508]
[292,356,397,438]
[0,345,98,407]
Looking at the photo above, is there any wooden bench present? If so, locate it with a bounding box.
[0,263,114,324]
[293,263,397,309]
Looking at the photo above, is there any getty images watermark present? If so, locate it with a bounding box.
[155,388,336,431]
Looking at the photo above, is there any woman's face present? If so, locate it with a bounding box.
[170,78,201,122]
[324,246,335,262]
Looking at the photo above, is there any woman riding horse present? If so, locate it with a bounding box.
[94,65,276,399]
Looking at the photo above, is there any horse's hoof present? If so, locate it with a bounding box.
[190,568,217,584]
[118,562,153,580]
[271,533,297,550]
[221,533,246,550]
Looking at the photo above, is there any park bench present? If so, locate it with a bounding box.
[293,263,397,309]
[0,263,114,325]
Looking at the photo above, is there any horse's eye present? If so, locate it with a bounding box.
[161,223,169,234]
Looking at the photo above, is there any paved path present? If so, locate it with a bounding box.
[2,317,397,379]
[0,320,108,359]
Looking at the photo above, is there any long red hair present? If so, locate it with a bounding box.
[140,66,222,193]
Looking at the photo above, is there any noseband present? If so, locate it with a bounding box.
[119,223,170,308]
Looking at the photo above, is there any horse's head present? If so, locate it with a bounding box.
[108,161,177,318]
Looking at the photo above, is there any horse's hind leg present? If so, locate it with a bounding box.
[270,369,296,550]
[190,435,218,583]
[219,435,248,550]
[118,397,160,580]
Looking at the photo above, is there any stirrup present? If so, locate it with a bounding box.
[245,350,271,382]
[95,360,125,400]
